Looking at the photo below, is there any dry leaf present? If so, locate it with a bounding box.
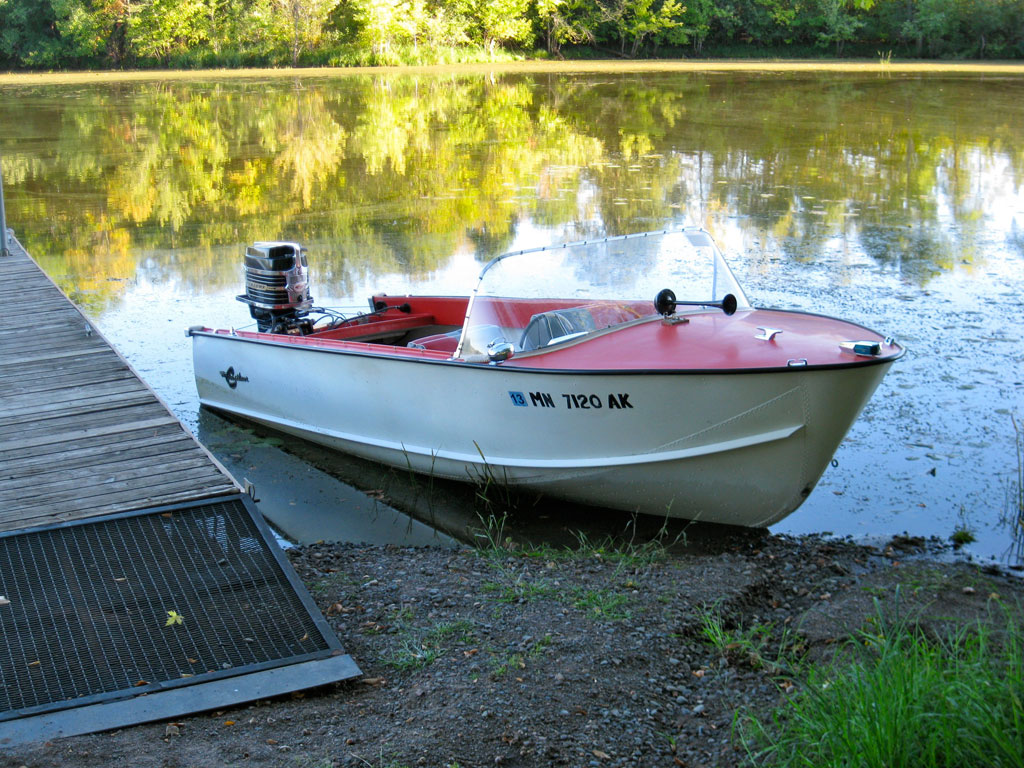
[593,750,611,760]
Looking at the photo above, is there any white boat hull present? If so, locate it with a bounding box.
[192,332,892,527]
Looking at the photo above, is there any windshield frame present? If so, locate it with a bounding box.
[453,228,750,360]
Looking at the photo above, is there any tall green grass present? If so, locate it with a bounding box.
[742,604,1024,768]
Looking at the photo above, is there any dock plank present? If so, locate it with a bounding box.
[0,437,207,490]
[0,455,226,507]
[0,404,179,448]
[0,422,190,464]
[0,233,239,533]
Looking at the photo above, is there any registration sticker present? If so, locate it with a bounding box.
[508,391,528,407]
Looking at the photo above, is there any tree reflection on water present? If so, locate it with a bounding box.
[1,70,1021,309]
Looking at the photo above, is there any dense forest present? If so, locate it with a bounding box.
[0,0,1022,70]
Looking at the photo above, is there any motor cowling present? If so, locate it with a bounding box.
[236,241,313,333]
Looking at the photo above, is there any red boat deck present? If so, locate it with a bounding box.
[200,292,898,374]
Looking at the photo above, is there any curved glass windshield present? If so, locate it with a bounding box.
[455,228,749,358]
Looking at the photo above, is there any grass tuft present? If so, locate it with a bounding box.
[571,587,632,621]
[696,603,804,672]
[570,526,677,568]
[740,602,1024,768]
[384,616,476,672]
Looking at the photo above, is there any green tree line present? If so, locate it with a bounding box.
[1,0,1022,69]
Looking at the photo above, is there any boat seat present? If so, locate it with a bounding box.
[408,329,461,353]
[519,303,643,351]
[519,307,598,351]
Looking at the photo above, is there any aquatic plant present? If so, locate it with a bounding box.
[951,506,977,547]
[1004,415,1024,566]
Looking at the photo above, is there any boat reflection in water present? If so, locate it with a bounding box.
[189,229,903,528]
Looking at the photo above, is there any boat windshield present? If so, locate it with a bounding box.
[455,228,749,359]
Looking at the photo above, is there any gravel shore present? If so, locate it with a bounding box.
[3,532,1021,768]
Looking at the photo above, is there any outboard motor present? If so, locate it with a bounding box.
[236,241,314,333]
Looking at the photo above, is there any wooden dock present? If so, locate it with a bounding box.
[0,232,239,533]
[0,231,361,745]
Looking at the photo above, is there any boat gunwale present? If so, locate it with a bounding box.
[188,310,905,375]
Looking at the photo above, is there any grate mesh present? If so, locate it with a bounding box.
[0,497,337,720]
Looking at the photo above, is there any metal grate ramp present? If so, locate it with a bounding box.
[0,494,359,745]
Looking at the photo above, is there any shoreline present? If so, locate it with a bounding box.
[5,531,1022,767]
[4,59,1024,87]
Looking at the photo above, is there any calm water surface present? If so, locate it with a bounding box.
[2,68,1022,562]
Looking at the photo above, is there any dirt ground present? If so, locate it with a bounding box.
[2,531,1021,768]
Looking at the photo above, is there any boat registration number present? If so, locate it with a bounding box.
[509,391,633,410]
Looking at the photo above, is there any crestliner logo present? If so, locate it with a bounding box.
[219,366,249,389]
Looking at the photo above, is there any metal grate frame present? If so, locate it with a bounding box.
[0,494,344,722]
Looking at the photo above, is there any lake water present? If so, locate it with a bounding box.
[2,66,1022,564]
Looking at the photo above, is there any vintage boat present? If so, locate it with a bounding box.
[188,228,903,527]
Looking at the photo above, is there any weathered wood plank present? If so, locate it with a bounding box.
[0,331,100,353]
[0,327,102,350]
[0,354,130,383]
[0,409,180,451]
[0,285,69,301]
[0,345,112,367]
[0,390,162,425]
[0,377,151,419]
[4,368,137,396]
[0,457,212,500]
[0,422,190,464]
[0,486,238,531]
[1,430,196,473]
[0,437,206,489]
[0,315,89,334]
[0,327,112,349]
[2,374,146,402]
[0,233,238,531]
[0,470,238,519]
[0,455,222,506]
